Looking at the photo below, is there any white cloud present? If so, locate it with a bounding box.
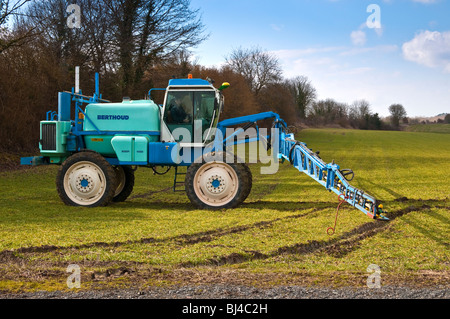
[271,47,344,59]
[327,67,375,77]
[270,24,284,32]
[351,30,367,46]
[411,0,437,3]
[402,30,450,73]
[341,45,398,56]
[350,20,383,47]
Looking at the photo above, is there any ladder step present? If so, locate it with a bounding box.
[173,167,187,192]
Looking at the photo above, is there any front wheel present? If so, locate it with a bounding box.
[185,159,251,210]
[56,152,118,207]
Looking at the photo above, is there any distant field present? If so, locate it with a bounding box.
[0,128,448,293]
[405,123,450,133]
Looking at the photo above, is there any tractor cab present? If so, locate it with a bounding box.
[156,77,229,146]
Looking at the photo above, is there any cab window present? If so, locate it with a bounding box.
[164,90,217,143]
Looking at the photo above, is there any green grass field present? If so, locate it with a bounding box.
[0,128,449,292]
[405,123,450,134]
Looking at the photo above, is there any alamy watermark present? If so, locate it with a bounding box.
[367,264,381,289]
[66,264,81,289]
[67,4,81,29]
[366,4,381,29]
[169,123,281,175]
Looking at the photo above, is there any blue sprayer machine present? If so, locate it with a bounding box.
[21,70,388,224]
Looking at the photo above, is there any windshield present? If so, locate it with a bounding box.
[164,90,218,143]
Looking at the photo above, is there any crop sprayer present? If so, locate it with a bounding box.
[21,69,389,229]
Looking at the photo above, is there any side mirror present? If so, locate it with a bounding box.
[218,82,230,91]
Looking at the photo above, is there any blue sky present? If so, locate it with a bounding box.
[189,0,450,117]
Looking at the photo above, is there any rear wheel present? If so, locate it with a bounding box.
[112,166,135,203]
[185,153,252,210]
[241,163,253,202]
[56,152,118,207]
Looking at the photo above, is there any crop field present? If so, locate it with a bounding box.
[405,124,450,134]
[0,128,449,293]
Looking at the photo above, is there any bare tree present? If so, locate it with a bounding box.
[24,0,207,96]
[146,49,199,91]
[105,0,207,96]
[257,82,298,124]
[349,99,368,119]
[0,0,35,53]
[350,100,371,118]
[307,99,348,126]
[0,0,31,27]
[225,46,283,95]
[285,76,316,119]
[388,103,407,128]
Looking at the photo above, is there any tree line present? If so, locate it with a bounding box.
[0,0,413,153]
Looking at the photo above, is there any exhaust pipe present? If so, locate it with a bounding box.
[75,66,80,94]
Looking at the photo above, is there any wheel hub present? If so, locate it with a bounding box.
[77,174,94,193]
[207,175,225,194]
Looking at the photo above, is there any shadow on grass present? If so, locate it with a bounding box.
[357,177,404,199]
[399,209,450,249]
[242,200,334,211]
[182,199,444,267]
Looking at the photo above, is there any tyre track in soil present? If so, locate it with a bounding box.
[181,200,440,267]
[0,200,445,289]
[0,206,326,262]
[0,196,444,269]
